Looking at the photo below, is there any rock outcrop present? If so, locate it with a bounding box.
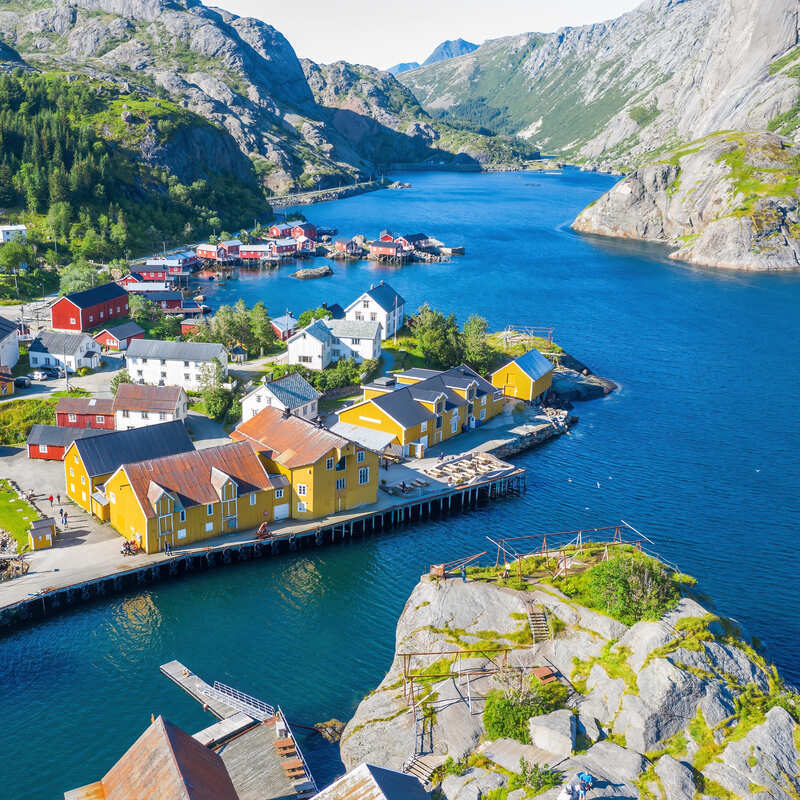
[573,132,800,270]
[341,572,800,799]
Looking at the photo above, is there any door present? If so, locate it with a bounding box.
[273,503,290,520]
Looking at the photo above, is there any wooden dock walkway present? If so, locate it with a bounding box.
[160,660,237,720]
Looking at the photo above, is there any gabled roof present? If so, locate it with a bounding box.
[126,339,226,362]
[365,281,405,311]
[329,422,396,451]
[64,715,238,800]
[30,330,93,356]
[493,348,554,382]
[313,762,429,800]
[325,303,345,319]
[27,424,108,448]
[324,318,381,341]
[273,237,296,247]
[57,282,128,309]
[261,372,321,409]
[130,290,182,302]
[397,232,428,243]
[123,442,276,519]
[271,313,298,333]
[291,221,315,231]
[219,239,242,247]
[56,396,115,416]
[93,321,144,341]
[368,240,402,251]
[291,318,335,345]
[71,420,194,477]
[232,406,351,468]
[270,222,293,231]
[112,383,184,414]
[0,315,17,340]
[370,387,436,429]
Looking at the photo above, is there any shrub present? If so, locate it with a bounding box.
[483,678,568,743]
[77,366,90,376]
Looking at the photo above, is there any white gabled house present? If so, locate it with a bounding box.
[28,331,100,373]
[241,372,321,420]
[112,383,188,430]
[125,339,228,391]
[344,280,405,340]
[286,318,381,370]
[0,315,19,369]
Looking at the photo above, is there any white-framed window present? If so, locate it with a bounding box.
[68,413,77,422]
[355,312,363,320]
[82,491,86,501]
[451,416,459,434]
[177,528,186,539]
[179,510,186,522]
[206,504,213,515]
[298,355,312,364]
[96,415,104,423]
[297,501,307,513]
[275,488,284,499]
[357,450,365,463]
[69,317,76,325]
[99,311,104,318]
[421,421,427,432]
[205,522,213,532]
[370,313,377,321]
[359,467,370,486]
[109,491,116,503]
[297,484,307,496]
[122,409,129,418]
[351,338,360,345]
[480,408,486,420]
[70,482,75,493]
[69,467,74,476]
[481,395,486,405]
[325,457,334,470]
[80,475,85,485]
[142,412,149,419]
[249,492,257,505]
[159,412,167,420]
[89,315,93,322]
[336,478,346,490]
[184,373,190,380]
[362,299,369,308]
[39,444,48,453]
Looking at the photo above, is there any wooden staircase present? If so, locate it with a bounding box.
[526,602,550,643]
[402,754,438,783]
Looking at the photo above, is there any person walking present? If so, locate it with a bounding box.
[63,511,68,528]
[58,508,64,526]
[56,493,61,505]
[48,494,54,508]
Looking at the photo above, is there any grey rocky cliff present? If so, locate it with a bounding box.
[340,575,800,799]
[572,132,800,271]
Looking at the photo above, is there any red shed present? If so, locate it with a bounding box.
[379,229,396,242]
[291,222,317,241]
[369,240,404,258]
[50,283,129,332]
[93,321,145,351]
[135,291,183,310]
[196,243,221,261]
[240,244,273,260]
[269,222,293,238]
[272,238,298,256]
[56,396,115,429]
[26,424,108,460]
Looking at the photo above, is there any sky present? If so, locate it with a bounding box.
[219,0,640,70]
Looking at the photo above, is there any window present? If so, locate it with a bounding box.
[297,484,307,496]
[480,408,486,420]
[160,372,166,379]
[351,338,360,345]
[70,482,75,493]
[205,522,213,532]
[451,416,459,434]
[69,317,76,325]
[179,510,186,522]
[297,501,307,513]
[96,415,104,423]
[299,355,312,364]
[481,395,486,405]
[160,359,166,365]
[69,468,74,476]
[159,412,167,420]
[184,373,190,380]
[184,361,190,367]
[136,370,143,377]
[142,412,149,419]
[436,415,443,429]
[359,467,370,485]
[39,444,48,453]
[109,491,116,503]
[355,312,363,320]
[122,409,129,418]
[362,299,369,308]
[206,504,213,515]
[370,313,377,321]
[116,306,120,313]
[335,457,346,471]
[421,421,427,432]
[249,492,257,506]
[89,315,93,322]
[80,475,85,485]
[357,450,365,463]
[82,491,86,501]
[336,478,346,490]
[325,457,334,470]
[275,488,284,499]
[68,413,77,422]
[177,528,186,539]
[99,311,104,318]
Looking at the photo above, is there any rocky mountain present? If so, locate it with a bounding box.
[388,61,420,76]
[341,565,800,799]
[400,0,800,169]
[573,131,800,271]
[422,38,478,66]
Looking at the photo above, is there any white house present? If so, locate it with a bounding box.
[344,280,405,340]
[0,315,19,369]
[286,318,381,370]
[125,339,228,391]
[28,331,100,373]
[241,372,321,420]
[0,224,27,243]
[112,383,188,430]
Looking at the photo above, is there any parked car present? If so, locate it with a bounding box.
[42,366,66,378]
[13,375,31,388]
[32,370,48,381]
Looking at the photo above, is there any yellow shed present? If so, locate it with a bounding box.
[491,348,554,402]
[28,518,55,550]
[0,366,14,397]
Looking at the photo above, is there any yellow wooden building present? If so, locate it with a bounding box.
[0,366,14,397]
[490,348,554,402]
[102,441,285,553]
[231,406,379,521]
[337,365,505,457]
[64,421,194,514]
[28,518,55,550]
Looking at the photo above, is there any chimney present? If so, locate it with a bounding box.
[380,280,384,285]
[370,283,375,290]
[322,302,328,309]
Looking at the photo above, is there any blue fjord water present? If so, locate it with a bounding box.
[2,170,799,797]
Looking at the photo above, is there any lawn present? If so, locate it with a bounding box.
[381,328,431,372]
[0,479,39,552]
[319,392,362,414]
[0,389,88,445]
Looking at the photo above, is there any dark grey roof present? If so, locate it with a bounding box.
[133,290,182,302]
[30,330,93,356]
[264,372,321,409]
[94,321,144,340]
[365,281,405,311]
[440,364,495,394]
[73,420,194,477]
[0,315,17,340]
[26,424,109,447]
[126,338,226,362]
[368,763,430,800]
[325,303,345,319]
[399,232,428,243]
[372,387,435,429]
[60,282,127,309]
[397,368,441,380]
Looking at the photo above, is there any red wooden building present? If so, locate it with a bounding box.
[379,230,396,242]
[268,222,293,238]
[93,321,145,351]
[55,396,115,429]
[369,240,404,258]
[395,232,429,251]
[272,238,298,256]
[50,283,129,333]
[135,291,183,310]
[239,244,273,261]
[334,238,359,255]
[119,268,169,285]
[291,222,317,241]
[26,424,108,461]
[196,240,241,262]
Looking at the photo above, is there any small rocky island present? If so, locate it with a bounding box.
[291,264,334,279]
[340,544,800,799]
[572,132,800,272]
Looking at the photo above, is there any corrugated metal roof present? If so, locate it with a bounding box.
[313,763,429,800]
[26,424,109,447]
[64,716,238,800]
[232,407,350,468]
[73,420,194,477]
[504,348,554,381]
[263,373,321,409]
[94,321,144,341]
[59,282,128,309]
[329,422,396,451]
[124,442,273,518]
[126,339,227,362]
[56,397,114,416]
[30,330,94,356]
[112,384,184,414]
